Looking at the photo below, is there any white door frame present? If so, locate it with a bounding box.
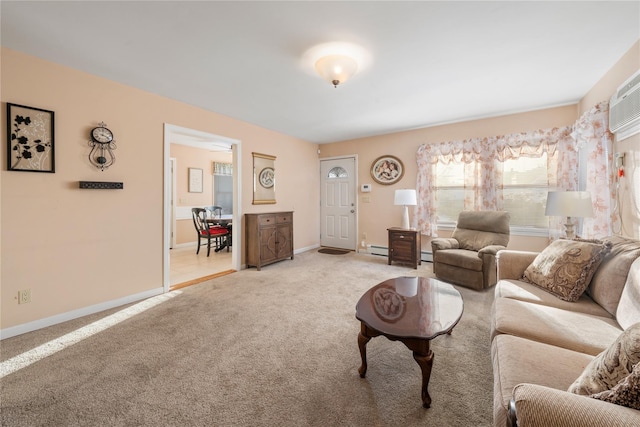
[170,157,177,249]
[319,155,358,250]
[163,124,242,292]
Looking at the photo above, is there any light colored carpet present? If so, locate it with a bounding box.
[1,250,494,426]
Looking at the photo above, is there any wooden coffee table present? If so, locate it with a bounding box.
[355,276,464,408]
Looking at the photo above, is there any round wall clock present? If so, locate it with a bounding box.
[90,125,114,144]
[259,167,275,188]
[88,121,116,171]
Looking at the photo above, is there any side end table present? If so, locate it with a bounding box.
[388,227,421,269]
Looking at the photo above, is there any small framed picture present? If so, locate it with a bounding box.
[370,155,404,185]
[188,167,203,193]
[7,103,55,173]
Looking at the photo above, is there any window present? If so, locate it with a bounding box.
[502,155,549,228]
[327,166,348,178]
[436,154,550,229]
[435,162,464,223]
[213,175,233,214]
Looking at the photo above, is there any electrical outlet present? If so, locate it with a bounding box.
[18,289,31,304]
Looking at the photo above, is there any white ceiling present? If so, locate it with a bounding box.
[2,1,639,144]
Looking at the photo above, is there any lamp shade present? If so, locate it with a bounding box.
[314,54,358,87]
[545,191,594,218]
[394,189,417,206]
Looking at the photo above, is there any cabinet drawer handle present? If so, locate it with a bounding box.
[399,235,405,238]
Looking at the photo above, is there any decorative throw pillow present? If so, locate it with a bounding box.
[522,238,611,302]
[590,362,640,410]
[568,323,640,395]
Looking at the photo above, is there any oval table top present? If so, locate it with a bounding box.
[356,276,464,340]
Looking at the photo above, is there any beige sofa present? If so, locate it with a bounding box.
[490,236,640,427]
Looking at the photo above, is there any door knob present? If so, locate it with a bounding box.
[350,209,355,213]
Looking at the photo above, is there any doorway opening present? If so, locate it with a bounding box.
[163,124,242,292]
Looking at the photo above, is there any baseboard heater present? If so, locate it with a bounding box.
[367,245,433,263]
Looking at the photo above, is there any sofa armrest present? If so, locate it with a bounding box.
[496,250,539,281]
[478,245,506,257]
[430,238,459,251]
[509,383,640,427]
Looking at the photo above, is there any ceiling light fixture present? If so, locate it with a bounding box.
[314,54,358,88]
[303,42,369,89]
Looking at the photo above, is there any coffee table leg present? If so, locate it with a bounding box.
[358,330,370,378]
[412,349,434,408]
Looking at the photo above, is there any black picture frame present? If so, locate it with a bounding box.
[7,103,55,173]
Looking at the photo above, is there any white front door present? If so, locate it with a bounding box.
[320,157,357,250]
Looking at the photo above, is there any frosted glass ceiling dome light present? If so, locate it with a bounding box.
[315,54,358,88]
[303,42,369,88]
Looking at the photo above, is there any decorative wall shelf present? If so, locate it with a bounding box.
[79,181,124,189]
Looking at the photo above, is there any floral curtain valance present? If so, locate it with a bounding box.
[415,126,576,237]
[416,126,574,165]
[213,162,233,176]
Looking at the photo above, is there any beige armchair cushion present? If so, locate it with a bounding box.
[451,211,510,251]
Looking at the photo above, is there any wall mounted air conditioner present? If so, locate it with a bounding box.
[609,69,640,141]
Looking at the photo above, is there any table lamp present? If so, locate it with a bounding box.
[394,189,417,229]
[545,191,594,239]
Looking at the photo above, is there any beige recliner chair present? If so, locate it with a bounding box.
[431,211,510,290]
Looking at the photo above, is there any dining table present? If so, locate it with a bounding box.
[205,214,233,252]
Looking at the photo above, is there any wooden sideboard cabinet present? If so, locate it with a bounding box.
[388,227,421,269]
[245,212,294,270]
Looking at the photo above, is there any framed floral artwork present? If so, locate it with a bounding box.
[7,103,55,173]
[370,155,404,185]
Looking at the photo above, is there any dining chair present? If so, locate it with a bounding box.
[191,208,229,256]
[205,205,223,221]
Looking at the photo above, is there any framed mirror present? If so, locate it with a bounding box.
[252,152,276,204]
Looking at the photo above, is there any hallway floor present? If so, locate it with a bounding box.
[170,245,233,286]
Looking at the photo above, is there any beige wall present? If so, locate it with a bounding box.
[579,40,640,239]
[169,144,232,245]
[319,105,578,253]
[170,144,232,208]
[1,48,320,333]
[320,40,640,251]
[2,39,638,336]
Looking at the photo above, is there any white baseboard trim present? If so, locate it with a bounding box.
[171,242,197,249]
[0,287,165,340]
[295,243,320,254]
